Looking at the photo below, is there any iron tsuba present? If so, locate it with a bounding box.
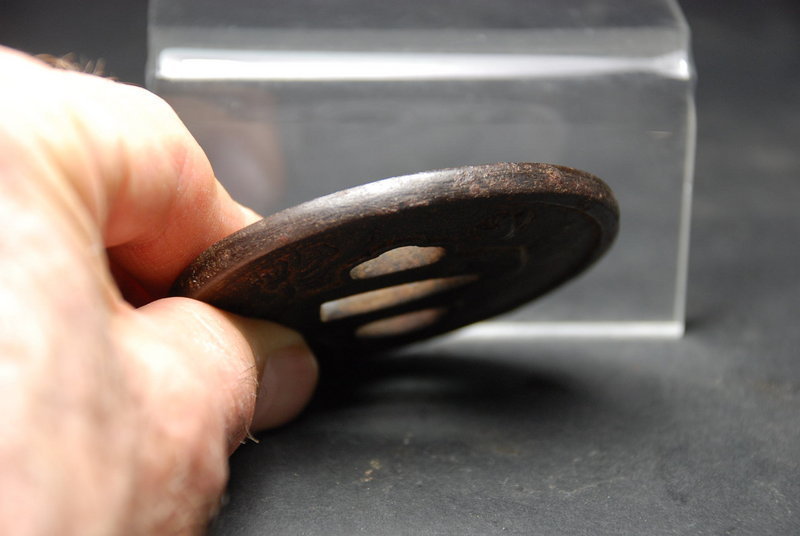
[171,163,619,358]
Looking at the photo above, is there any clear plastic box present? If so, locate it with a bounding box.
[148,0,695,339]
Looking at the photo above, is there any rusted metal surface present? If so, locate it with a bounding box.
[171,163,619,358]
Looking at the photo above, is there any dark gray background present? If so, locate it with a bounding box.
[2,1,798,534]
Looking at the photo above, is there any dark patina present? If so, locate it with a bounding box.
[171,163,619,358]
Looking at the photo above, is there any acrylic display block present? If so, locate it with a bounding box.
[148,0,695,338]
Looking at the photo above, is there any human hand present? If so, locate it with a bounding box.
[0,47,318,534]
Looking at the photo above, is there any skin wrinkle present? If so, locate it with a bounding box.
[106,126,189,249]
[172,301,261,449]
[61,85,114,227]
[120,299,259,467]
[115,313,227,534]
[233,362,262,448]
[102,123,135,247]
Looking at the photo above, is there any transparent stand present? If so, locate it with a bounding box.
[148,0,695,338]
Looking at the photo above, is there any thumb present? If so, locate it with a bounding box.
[126,298,318,448]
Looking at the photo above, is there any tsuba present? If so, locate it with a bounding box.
[171,163,619,359]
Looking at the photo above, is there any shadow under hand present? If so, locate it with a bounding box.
[309,348,584,422]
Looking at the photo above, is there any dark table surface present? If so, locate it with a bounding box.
[2,1,799,534]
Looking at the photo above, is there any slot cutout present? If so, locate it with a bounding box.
[320,274,477,323]
[356,308,446,338]
[350,246,445,280]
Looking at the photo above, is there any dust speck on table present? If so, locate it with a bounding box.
[359,459,383,483]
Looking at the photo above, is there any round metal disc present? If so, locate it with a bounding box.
[171,163,619,358]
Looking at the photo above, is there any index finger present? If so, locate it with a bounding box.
[0,47,257,300]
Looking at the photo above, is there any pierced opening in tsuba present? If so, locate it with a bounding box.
[320,274,478,325]
[356,308,447,338]
[349,245,446,280]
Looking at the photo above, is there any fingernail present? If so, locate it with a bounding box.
[251,341,318,431]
